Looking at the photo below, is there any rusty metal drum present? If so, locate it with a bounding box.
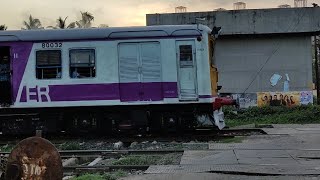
[5,137,63,180]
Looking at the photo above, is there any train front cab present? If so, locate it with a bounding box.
[209,34,237,129]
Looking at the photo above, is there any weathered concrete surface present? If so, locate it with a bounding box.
[147,8,320,35]
[123,124,320,180]
[180,150,238,165]
[144,164,320,175]
[147,8,315,93]
[215,36,313,93]
[122,174,320,180]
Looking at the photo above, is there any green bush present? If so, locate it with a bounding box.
[224,105,320,127]
[72,170,127,180]
[58,142,81,150]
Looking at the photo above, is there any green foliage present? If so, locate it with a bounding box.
[0,144,15,152]
[0,24,7,30]
[104,170,127,180]
[113,155,158,166]
[58,142,81,150]
[224,105,320,127]
[112,154,179,166]
[22,15,43,30]
[71,174,105,180]
[218,137,244,143]
[72,170,127,180]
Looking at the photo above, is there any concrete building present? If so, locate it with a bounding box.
[146,8,320,94]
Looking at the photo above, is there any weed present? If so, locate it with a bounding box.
[218,137,244,143]
[112,155,158,165]
[71,170,127,180]
[224,105,320,127]
[71,174,105,180]
[58,142,81,150]
[112,153,181,166]
[172,144,184,150]
[0,144,15,152]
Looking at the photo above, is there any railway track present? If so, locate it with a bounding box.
[62,150,184,178]
[0,129,266,146]
[0,129,266,178]
[1,149,184,179]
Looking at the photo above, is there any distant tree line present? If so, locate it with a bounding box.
[0,11,108,31]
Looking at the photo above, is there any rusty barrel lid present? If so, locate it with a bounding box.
[5,137,63,180]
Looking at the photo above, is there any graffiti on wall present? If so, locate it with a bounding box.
[257,91,313,107]
[221,91,313,109]
[220,93,257,109]
[234,93,257,109]
[300,91,313,105]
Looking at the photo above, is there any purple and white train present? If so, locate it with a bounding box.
[0,25,232,135]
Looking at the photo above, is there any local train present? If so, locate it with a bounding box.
[0,25,233,135]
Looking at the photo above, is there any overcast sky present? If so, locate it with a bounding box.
[1,0,320,29]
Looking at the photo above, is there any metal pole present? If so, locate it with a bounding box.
[314,35,320,105]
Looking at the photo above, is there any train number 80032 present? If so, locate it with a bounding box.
[42,43,62,48]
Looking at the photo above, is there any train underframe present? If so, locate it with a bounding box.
[0,103,222,136]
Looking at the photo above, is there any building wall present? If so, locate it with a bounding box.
[215,36,312,93]
[146,8,316,93]
[146,8,320,35]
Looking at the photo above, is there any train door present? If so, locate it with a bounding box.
[119,43,141,102]
[140,42,162,101]
[118,42,163,102]
[176,40,198,101]
[0,47,12,106]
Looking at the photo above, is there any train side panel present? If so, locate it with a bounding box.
[12,38,213,108]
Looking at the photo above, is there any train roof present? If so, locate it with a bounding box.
[0,25,212,42]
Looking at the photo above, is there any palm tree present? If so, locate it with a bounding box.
[76,11,94,28]
[0,25,7,30]
[99,24,109,28]
[22,15,43,30]
[48,17,76,29]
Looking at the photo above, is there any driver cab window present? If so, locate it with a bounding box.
[179,45,193,67]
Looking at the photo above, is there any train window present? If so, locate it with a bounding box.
[179,45,193,62]
[36,50,62,79]
[69,49,95,78]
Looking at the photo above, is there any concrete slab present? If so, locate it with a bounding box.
[237,157,298,165]
[209,143,288,150]
[210,134,320,151]
[235,150,291,158]
[121,173,320,180]
[295,128,320,132]
[287,150,320,159]
[180,150,238,165]
[262,128,299,135]
[296,158,320,166]
[145,164,320,175]
[139,125,320,179]
[271,124,320,128]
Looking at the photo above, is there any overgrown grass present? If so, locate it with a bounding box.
[58,142,81,150]
[71,170,127,180]
[224,105,320,127]
[0,144,15,152]
[112,153,181,166]
[71,174,105,180]
[218,137,245,143]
